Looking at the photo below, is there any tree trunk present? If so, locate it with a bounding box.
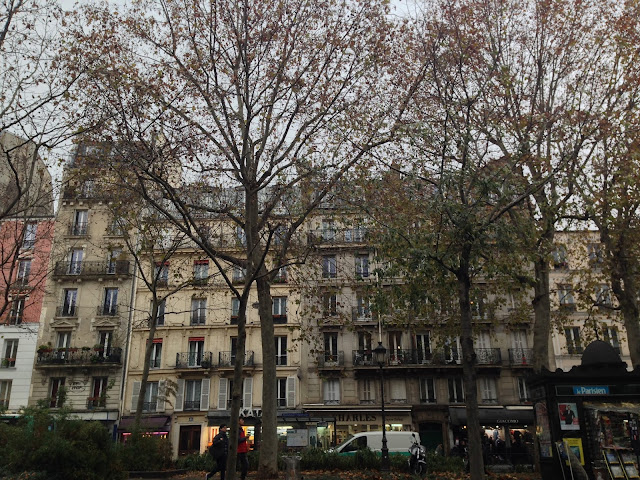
[457,268,484,480]
[256,273,278,478]
[611,270,640,368]
[532,256,552,371]
[226,293,249,480]
[134,296,160,431]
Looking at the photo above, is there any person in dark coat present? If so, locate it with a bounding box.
[206,424,229,480]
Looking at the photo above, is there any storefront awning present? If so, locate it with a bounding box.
[118,415,171,433]
[448,406,534,426]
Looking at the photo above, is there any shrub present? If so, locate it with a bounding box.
[426,453,465,473]
[175,452,214,471]
[115,434,173,471]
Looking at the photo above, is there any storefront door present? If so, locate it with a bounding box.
[178,425,201,456]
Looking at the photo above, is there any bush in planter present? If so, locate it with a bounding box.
[116,433,173,471]
[175,452,214,472]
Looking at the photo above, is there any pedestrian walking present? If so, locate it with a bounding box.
[206,424,229,480]
[237,418,249,480]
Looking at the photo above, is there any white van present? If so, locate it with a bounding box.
[333,431,420,456]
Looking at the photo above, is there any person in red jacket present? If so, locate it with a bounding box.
[237,417,249,480]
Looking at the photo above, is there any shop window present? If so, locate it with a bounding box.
[448,377,464,403]
[565,327,583,355]
[419,378,436,404]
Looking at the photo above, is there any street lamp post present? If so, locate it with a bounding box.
[374,342,390,472]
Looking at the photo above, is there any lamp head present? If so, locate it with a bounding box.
[373,342,387,366]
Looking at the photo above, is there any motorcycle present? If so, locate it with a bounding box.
[408,433,427,476]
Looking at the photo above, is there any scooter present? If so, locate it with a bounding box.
[408,433,427,476]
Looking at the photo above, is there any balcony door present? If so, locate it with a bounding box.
[415,332,431,364]
[324,333,338,364]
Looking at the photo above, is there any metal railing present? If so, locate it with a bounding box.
[36,347,122,366]
[87,397,107,409]
[184,400,201,410]
[353,349,376,366]
[307,228,368,245]
[53,260,131,277]
[69,222,89,236]
[175,352,213,368]
[55,305,77,317]
[96,305,119,316]
[218,351,254,367]
[475,348,502,365]
[508,348,534,366]
[317,351,344,367]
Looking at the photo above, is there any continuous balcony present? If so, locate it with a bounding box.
[175,352,213,369]
[352,349,463,367]
[36,347,122,367]
[475,348,502,365]
[307,228,368,246]
[508,348,534,366]
[53,260,132,279]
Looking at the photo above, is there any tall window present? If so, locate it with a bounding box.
[275,336,287,366]
[107,249,122,274]
[356,294,370,319]
[98,331,112,355]
[68,248,83,275]
[419,378,436,403]
[360,379,374,403]
[324,333,338,364]
[276,378,287,407]
[595,285,612,307]
[587,243,604,268]
[143,382,159,412]
[72,210,88,235]
[322,255,337,278]
[272,297,287,323]
[60,288,78,317]
[558,285,575,309]
[517,377,530,402]
[480,377,498,404]
[22,223,37,249]
[552,245,568,269]
[388,331,403,363]
[16,260,31,285]
[231,298,240,324]
[236,226,246,246]
[604,327,620,354]
[323,378,340,404]
[191,298,207,325]
[390,379,407,403]
[50,377,66,408]
[56,332,71,359]
[321,219,336,241]
[184,380,202,410]
[153,300,166,326]
[90,377,109,407]
[0,380,11,408]
[323,293,337,316]
[355,254,369,278]
[154,262,169,287]
[102,288,118,315]
[448,377,464,403]
[565,327,583,354]
[150,340,162,368]
[193,260,209,285]
[8,297,24,325]
[3,340,18,367]
[232,266,246,283]
[416,333,431,363]
[188,339,205,367]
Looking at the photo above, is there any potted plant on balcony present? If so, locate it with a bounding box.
[38,344,53,354]
[93,343,104,353]
[1,358,11,367]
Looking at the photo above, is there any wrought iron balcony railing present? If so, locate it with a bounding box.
[508,348,534,366]
[475,348,502,365]
[317,351,344,367]
[53,260,131,277]
[36,347,122,366]
[218,351,254,367]
[175,352,213,368]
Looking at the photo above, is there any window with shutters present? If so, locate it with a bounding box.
[143,382,159,412]
[185,380,202,410]
[218,378,252,410]
[276,378,287,407]
[390,379,407,403]
[323,378,340,405]
[360,379,374,404]
[419,378,436,404]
